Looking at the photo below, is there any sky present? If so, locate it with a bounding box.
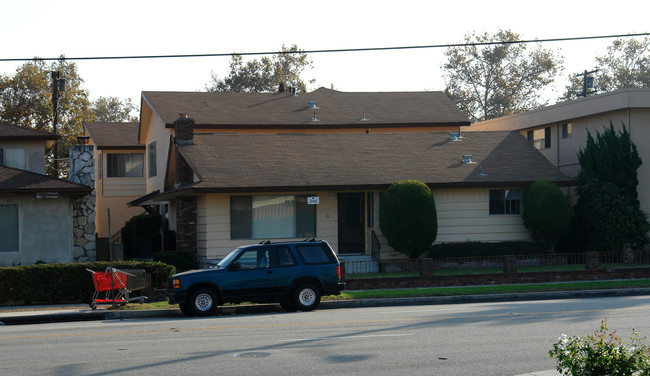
[2,0,649,109]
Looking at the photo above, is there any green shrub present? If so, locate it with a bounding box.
[522,180,571,245]
[379,180,437,259]
[153,251,195,272]
[430,241,552,258]
[550,320,650,375]
[121,214,162,259]
[0,261,175,306]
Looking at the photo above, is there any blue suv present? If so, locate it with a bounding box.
[166,240,345,316]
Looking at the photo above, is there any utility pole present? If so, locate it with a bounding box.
[576,69,598,98]
[51,71,65,177]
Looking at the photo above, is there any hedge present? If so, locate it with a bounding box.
[0,261,175,306]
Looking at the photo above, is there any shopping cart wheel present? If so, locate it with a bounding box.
[90,302,96,310]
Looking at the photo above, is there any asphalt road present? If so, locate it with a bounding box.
[1,295,649,376]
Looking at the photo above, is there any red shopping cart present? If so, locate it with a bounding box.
[86,268,147,309]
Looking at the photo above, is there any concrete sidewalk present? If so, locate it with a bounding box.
[2,287,650,325]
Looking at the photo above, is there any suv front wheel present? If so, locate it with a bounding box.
[188,287,218,316]
[293,284,321,311]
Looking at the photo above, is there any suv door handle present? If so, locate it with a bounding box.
[266,270,273,274]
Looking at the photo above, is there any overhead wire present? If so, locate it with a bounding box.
[0,32,649,62]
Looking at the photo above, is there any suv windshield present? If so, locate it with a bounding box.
[217,247,243,268]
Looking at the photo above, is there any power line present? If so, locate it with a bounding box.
[1,32,649,62]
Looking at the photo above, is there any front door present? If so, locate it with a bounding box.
[338,193,365,254]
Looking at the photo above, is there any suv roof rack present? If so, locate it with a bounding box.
[302,238,319,242]
[258,240,271,244]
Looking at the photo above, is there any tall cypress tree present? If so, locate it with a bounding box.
[573,121,649,251]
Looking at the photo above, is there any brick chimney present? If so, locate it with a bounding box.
[174,114,194,186]
[173,113,197,263]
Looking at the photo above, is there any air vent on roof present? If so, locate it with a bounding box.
[308,101,319,109]
[462,155,476,164]
[450,132,462,141]
[478,166,488,176]
[361,112,368,121]
[311,112,319,122]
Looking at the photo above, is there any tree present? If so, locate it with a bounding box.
[91,96,138,122]
[0,57,93,177]
[379,180,437,259]
[560,37,650,101]
[442,29,563,122]
[522,180,570,246]
[572,122,649,251]
[205,44,315,93]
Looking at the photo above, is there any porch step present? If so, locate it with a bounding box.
[338,254,378,274]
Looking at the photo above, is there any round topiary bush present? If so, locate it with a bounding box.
[379,180,437,259]
[522,180,571,246]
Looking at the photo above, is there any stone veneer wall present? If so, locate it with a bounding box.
[69,145,96,262]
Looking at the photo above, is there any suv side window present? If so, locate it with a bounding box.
[276,246,296,267]
[296,244,333,265]
[235,247,270,269]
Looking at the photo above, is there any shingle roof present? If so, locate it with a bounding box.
[175,131,575,193]
[142,88,471,128]
[0,122,58,140]
[0,166,92,194]
[85,122,143,149]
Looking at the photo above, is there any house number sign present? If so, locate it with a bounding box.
[307,196,320,205]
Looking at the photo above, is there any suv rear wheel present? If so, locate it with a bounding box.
[188,287,218,316]
[293,283,321,311]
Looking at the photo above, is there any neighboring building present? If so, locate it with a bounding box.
[471,88,650,213]
[0,123,92,266]
[127,89,574,263]
[84,122,146,239]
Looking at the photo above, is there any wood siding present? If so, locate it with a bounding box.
[193,188,530,262]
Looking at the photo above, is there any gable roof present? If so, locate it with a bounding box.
[168,131,574,195]
[0,122,59,140]
[0,165,92,194]
[84,122,143,150]
[142,88,471,129]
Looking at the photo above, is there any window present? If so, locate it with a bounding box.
[276,246,296,267]
[230,195,316,239]
[106,153,144,177]
[562,123,572,139]
[296,244,334,265]
[489,189,521,215]
[527,127,551,150]
[235,247,270,269]
[0,205,19,252]
[148,141,157,178]
[0,148,26,170]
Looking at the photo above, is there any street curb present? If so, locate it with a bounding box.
[2,287,649,325]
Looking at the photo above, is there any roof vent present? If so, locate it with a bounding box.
[311,111,319,122]
[361,112,368,121]
[462,155,476,164]
[450,132,462,141]
[478,166,488,176]
[308,101,319,109]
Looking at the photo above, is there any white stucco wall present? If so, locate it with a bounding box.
[0,195,73,266]
[0,140,47,174]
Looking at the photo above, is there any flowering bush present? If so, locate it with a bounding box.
[549,320,650,376]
